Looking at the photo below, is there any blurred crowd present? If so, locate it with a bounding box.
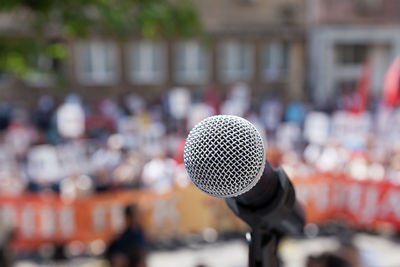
[0,83,400,199]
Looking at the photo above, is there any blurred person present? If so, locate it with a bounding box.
[260,96,283,140]
[137,115,166,157]
[316,142,340,173]
[91,136,124,191]
[221,82,251,117]
[106,205,147,267]
[0,164,26,195]
[57,139,91,177]
[57,94,85,139]
[112,151,146,189]
[141,151,177,193]
[98,98,120,119]
[0,212,14,267]
[340,87,362,113]
[307,239,362,267]
[340,112,371,151]
[124,93,145,115]
[60,174,94,200]
[348,156,369,181]
[4,115,39,161]
[174,164,190,188]
[276,122,302,152]
[117,113,140,151]
[171,132,186,165]
[303,111,330,146]
[0,103,12,132]
[203,84,221,114]
[285,101,306,125]
[86,101,117,140]
[187,101,215,130]
[165,87,191,121]
[33,95,55,134]
[246,111,269,153]
[92,136,123,172]
[26,144,62,192]
[281,148,312,178]
[93,168,113,192]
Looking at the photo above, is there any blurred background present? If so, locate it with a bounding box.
[1,0,400,266]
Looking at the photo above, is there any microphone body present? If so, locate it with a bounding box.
[226,162,305,235]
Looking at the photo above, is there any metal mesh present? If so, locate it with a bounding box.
[184,115,265,198]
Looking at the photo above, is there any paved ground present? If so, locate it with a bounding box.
[15,233,400,267]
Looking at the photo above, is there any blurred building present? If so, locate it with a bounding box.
[0,0,306,103]
[308,0,400,105]
[195,0,306,101]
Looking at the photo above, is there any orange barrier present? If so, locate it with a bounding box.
[292,174,400,230]
[3,174,400,250]
[0,186,246,250]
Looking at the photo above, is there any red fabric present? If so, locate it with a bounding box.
[383,56,400,108]
[174,138,186,165]
[85,115,115,131]
[354,59,371,113]
[203,85,221,114]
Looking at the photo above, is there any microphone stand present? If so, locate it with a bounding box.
[226,168,305,267]
[247,227,280,267]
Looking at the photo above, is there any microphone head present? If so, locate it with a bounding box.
[184,115,266,198]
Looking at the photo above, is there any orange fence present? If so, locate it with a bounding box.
[293,174,400,230]
[2,174,400,250]
[0,186,246,250]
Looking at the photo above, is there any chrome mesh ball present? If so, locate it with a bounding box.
[184,115,266,198]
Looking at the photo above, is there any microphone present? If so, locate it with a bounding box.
[184,115,305,235]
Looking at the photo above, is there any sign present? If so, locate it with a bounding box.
[293,175,400,229]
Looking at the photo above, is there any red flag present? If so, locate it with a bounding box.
[354,59,372,112]
[203,84,221,114]
[383,56,400,108]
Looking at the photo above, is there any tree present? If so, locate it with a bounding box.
[0,0,202,78]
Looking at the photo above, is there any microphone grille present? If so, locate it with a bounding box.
[184,115,265,198]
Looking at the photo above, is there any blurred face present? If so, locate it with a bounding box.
[125,210,140,228]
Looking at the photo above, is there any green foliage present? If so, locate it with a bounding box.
[0,0,202,78]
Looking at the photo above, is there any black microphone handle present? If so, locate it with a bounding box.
[235,161,279,208]
[226,162,305,235]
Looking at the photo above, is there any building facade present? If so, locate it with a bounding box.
[308,0,400,105]
[0,0,306,104]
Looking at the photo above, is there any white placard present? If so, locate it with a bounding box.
[27,145,61,183]
[57,103,85,138]
[303,112,330,145]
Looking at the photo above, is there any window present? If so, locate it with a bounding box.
[262,42,289,81]
[219,41,253,82]
[336,44,368,65]
[278,5,296,25]
[76,40,119,85]
[128,41,166,84]
[174,41,209,84]
[25,54,57,87]
[356,0,382,13]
